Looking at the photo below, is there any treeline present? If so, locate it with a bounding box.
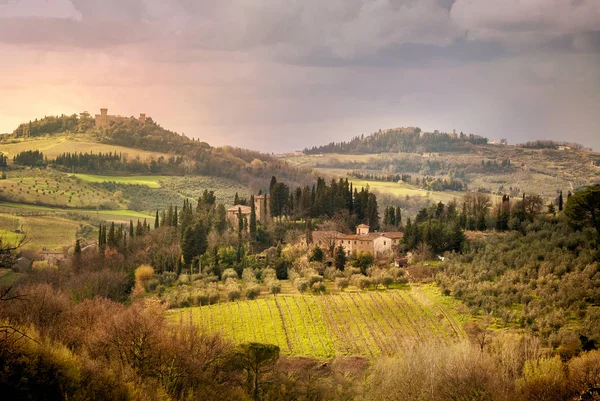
[401,191,564,254]
[53,151,184,174]
[350,172,412,183]
[13,150,45,166]
[305,127,488,154]
[12,114,86,137]
[518,140,588,150]
[11,149,186,174]
[269,176,380,230]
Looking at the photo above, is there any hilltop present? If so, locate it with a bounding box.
[0,109,313,250]
[3,110,312,191]
[288,126,600,218]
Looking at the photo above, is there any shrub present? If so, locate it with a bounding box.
[268,280,281,295]
[207,289,220,304]
[193,291,209,306]
[351,274,371,290]
[311,281,326,294]
[306,274,324,287]
[294,278,309,293]
[261,268,277,282]
[158,272,177,286]
[242,268,257,283]
[222,268,239,281]
[134,264,154,292]
[227,287,241,302]
[177,274,191,285]
[245,285,261,300]
[335,277,349,291]
[147,279,159,292]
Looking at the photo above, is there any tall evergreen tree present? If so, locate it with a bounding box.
[249,195,257,239]
[107,222,116,248]
[558,190,564,212]
[129,220,135,239]
[334,245,347,271]
[154,210,159,228]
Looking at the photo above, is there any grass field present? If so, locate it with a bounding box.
[18,215,84,251]
[168,286,465,358]
[0,135,169,161]
[73,174,166,189]
[347,178,464,203]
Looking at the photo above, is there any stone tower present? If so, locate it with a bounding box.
[254,194,270,224]
[139,113,146,123]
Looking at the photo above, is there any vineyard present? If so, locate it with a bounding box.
[169,287,466,358]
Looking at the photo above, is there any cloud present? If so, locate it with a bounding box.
[451,0,600,51]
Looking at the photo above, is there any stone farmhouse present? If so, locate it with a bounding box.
[95,108,147,128]
[312,224,403,258]
[226,194,270,229]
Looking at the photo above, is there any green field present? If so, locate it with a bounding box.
[168,286,465,358]
[347,178,464,203]
[0,135,169,161]
[73,174,166,188]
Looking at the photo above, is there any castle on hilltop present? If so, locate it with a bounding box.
[95,108,147,128]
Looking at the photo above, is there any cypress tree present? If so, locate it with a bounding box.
[107,222,116,248]
[74,239,81,255]
[181,227,195,266]
[98,224,104,250]
[558,190,564,212]
[154,210,159,228]
[129,220,134,239]
[249,195,257,239]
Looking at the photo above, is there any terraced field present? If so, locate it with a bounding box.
[169,287,466,358]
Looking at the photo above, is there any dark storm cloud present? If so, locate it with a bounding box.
[1,0,599,60]
[0,0,599,151]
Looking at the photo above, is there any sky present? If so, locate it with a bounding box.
[0,0,599,152]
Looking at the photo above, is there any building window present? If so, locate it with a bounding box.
[354,241,356,244]
[384,241,387,246]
